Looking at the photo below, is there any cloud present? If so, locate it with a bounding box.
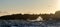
[0,11,9,16]
[0,11,9,14]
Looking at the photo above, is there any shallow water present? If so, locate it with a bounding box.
[0,20,60,27]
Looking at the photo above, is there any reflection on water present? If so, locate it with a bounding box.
[0,20,60,27]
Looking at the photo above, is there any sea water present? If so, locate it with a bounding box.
[0,20,60,27]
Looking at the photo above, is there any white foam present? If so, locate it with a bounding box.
[27,16,43,22]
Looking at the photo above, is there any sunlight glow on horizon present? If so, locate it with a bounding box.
[0,0,60,16]
[56,0,60,10]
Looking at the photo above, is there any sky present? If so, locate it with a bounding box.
[0,0,60,15]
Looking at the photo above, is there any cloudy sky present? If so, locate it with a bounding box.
[0,0,60,15]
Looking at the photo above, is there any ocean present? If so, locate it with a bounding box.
[0,20,60,27]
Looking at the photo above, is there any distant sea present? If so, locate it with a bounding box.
[0,20,60,27]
